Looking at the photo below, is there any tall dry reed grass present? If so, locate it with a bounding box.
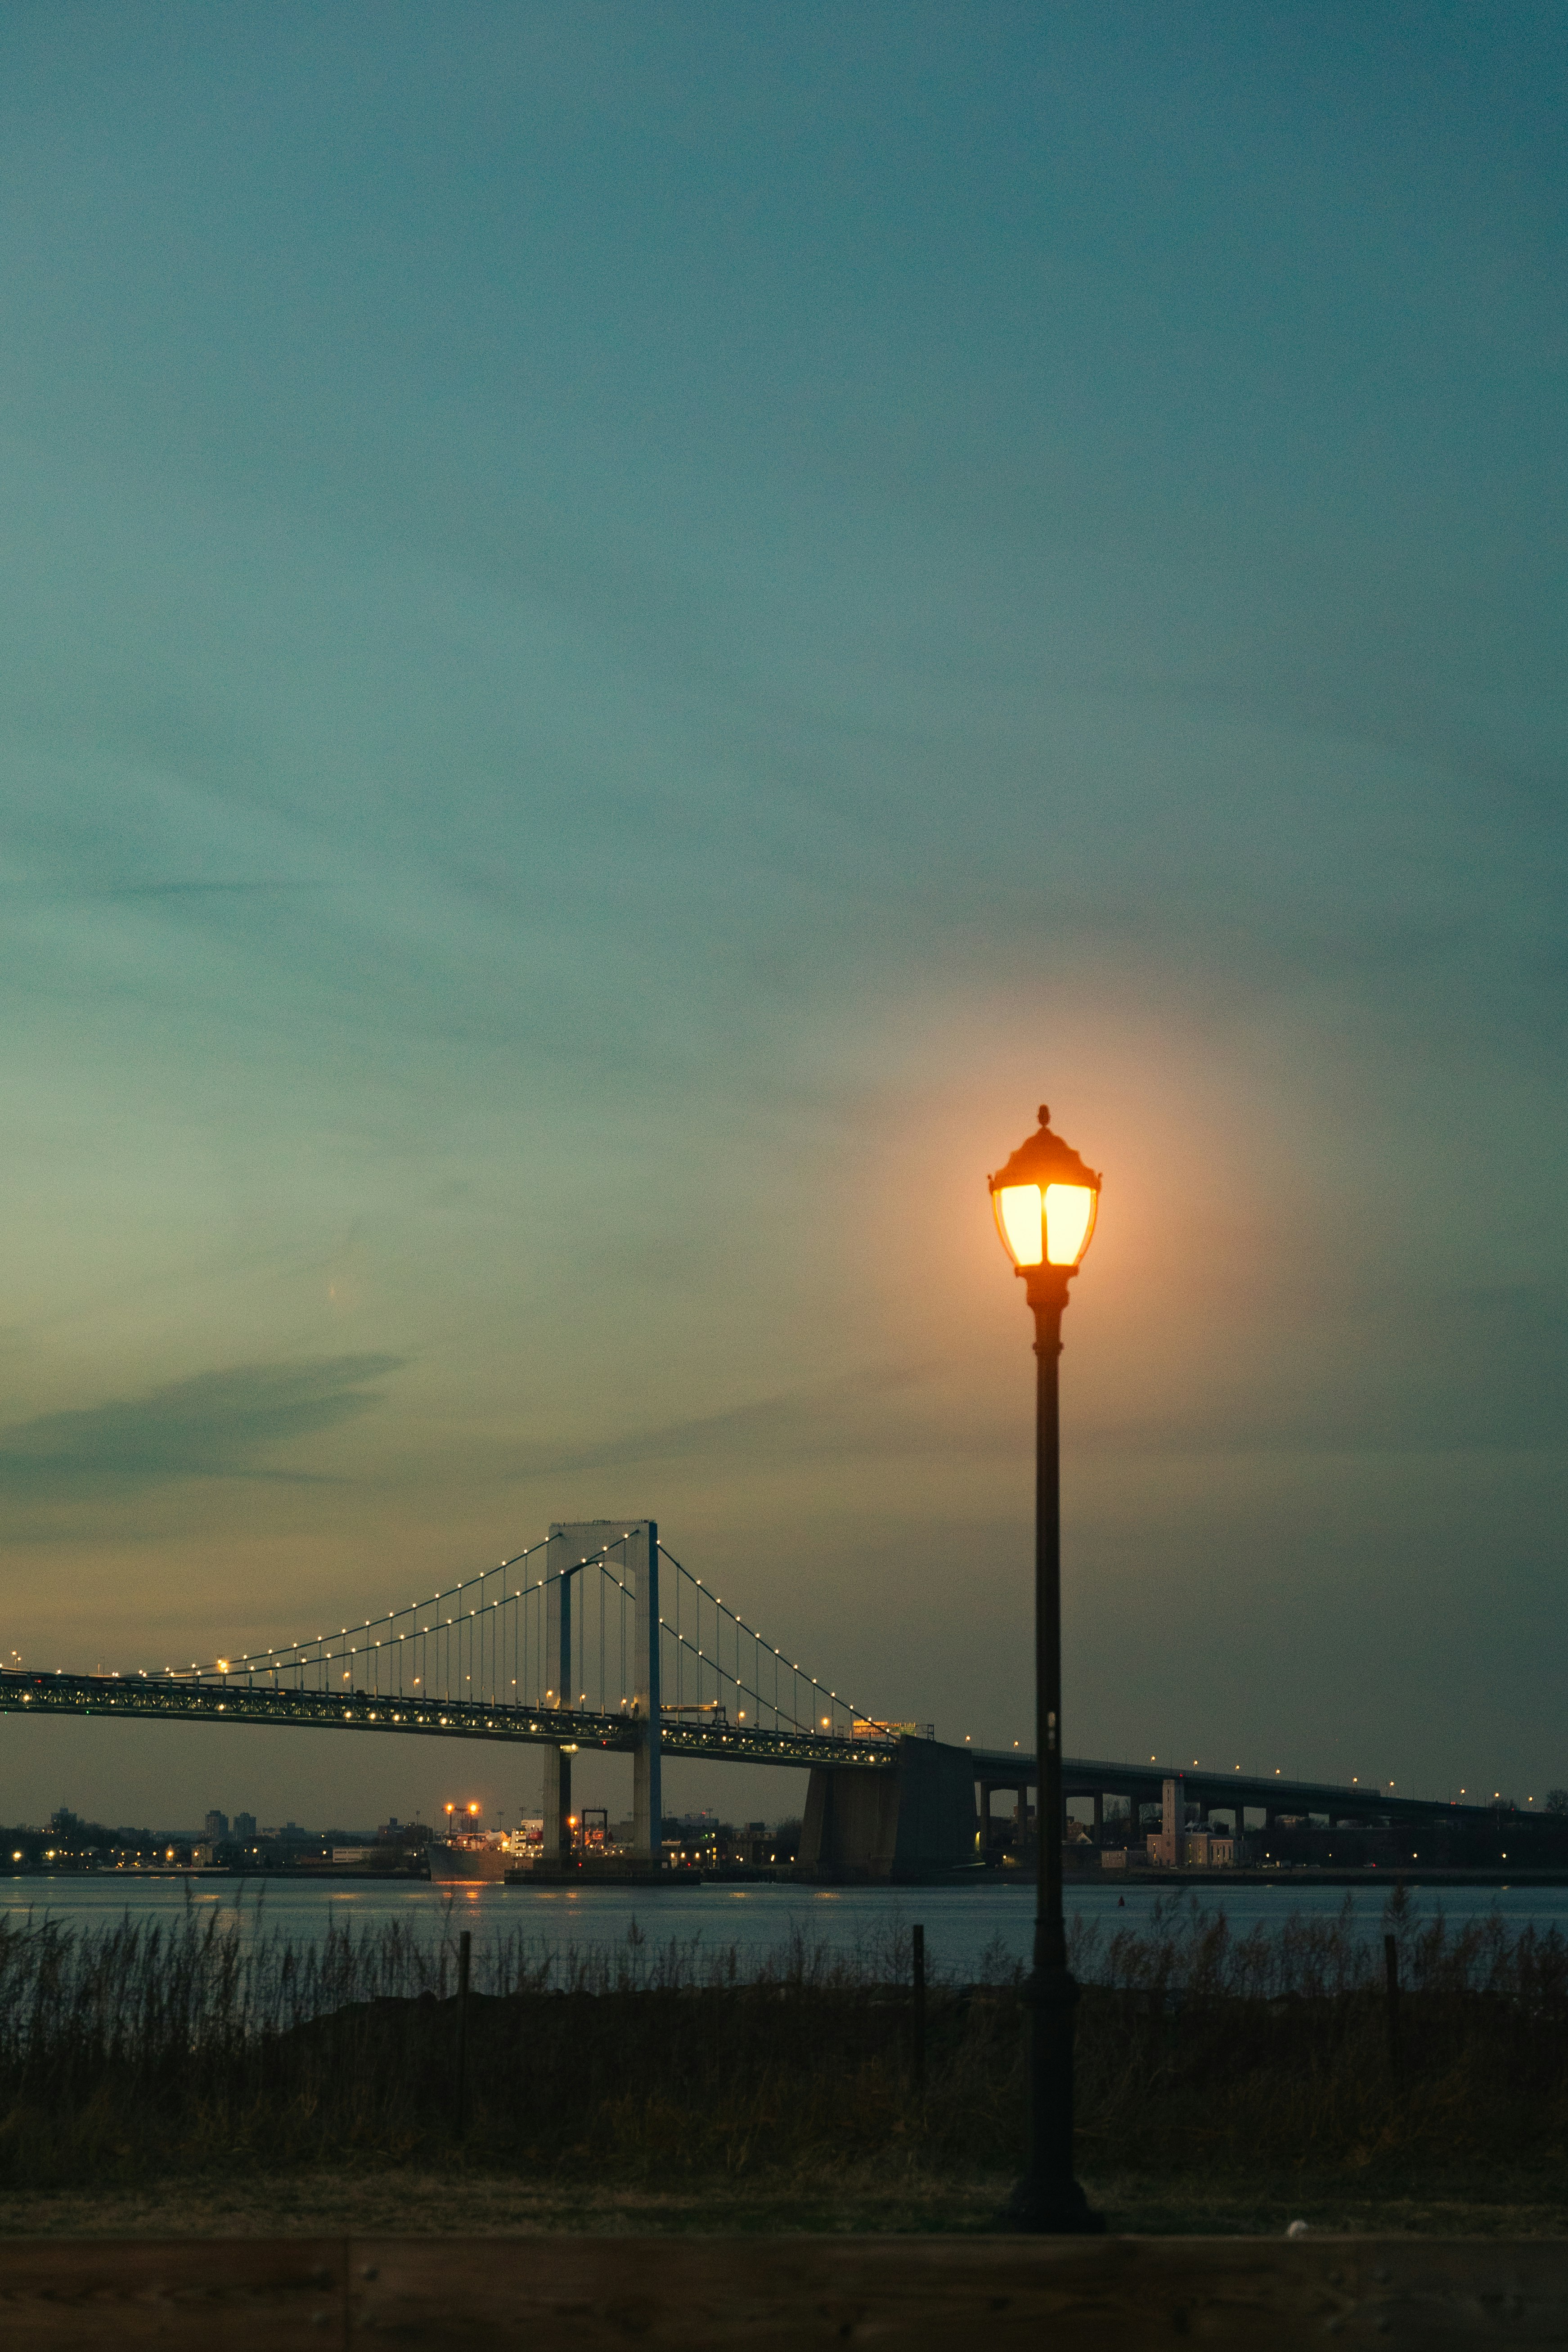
[0,1886,1564,2190]
[1069,1888,1568,2179]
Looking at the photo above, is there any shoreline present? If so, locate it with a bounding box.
[7,1864,1568,1891]
[1088,1865,1568,1889]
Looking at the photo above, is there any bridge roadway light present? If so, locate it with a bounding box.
[988,1102,1103,2237]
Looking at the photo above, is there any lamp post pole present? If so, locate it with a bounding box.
[989,1104,1103,2235]
[1011,1260,1099,2231]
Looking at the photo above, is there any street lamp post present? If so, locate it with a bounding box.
[989,1103,1104,2235]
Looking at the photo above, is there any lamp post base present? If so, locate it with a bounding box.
[1000,2174,1105,2235]
[1002,1960,1105,2235]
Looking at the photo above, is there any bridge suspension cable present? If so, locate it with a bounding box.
[656,1543,872,1741]
[160,1532,885,1746]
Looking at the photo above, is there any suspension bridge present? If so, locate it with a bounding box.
[0,1520,916,1869]
[0,1516,1500,1877]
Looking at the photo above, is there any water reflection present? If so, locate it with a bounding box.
[2,1874,1566,1979]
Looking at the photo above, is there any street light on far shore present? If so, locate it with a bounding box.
[988,1102,1103,2236]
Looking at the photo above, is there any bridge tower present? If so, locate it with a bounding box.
[545,1520,660,1868]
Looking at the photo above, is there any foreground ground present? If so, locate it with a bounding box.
[2,2168,1567,2239]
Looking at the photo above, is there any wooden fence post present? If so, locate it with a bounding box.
[911,1922,926,2091]
[455,1928,472,2138]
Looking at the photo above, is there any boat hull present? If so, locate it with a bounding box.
[427,1841,511,1883]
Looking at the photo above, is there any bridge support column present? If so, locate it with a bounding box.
[543,1550,574,1865]
[631,1521,661,1867]
[1092,1791,1103,1846]
[985,1781,1028,1860]
[544,1519,660,1875]
[543,1745,571,1862]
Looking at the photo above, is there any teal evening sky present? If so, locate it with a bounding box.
[0,4,1562,1830]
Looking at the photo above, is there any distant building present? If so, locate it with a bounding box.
[204,1810,229,1840]
[1144,1778,1254,1868]
[1182,1830,1241,1866]
[377,1817,430,1847]
[1146,1778,1183,1867]
[233,1811,257,1839]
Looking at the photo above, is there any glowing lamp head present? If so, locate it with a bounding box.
[988,1106,1101,1272]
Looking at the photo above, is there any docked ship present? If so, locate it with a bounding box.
[426,1835,513,1884]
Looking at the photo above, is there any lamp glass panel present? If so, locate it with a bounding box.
[995,1184,1044,1266]
[1044,1183,1096,1266]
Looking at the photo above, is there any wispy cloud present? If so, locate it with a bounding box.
[91,881,324,899]
[0,1356,403,1499]
[508,1361,988,1480]
[0,881,325,904]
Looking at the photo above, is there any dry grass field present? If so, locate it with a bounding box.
[0,1888,1565,2236]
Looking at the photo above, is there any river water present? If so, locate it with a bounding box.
[5,1875,1568,1979]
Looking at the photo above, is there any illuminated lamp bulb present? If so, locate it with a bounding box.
[988,1107,1101,1272]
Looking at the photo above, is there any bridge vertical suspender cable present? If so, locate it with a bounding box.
[156,1531,885,1747]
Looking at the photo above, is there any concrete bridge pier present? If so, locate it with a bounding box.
[542,1538,575,1866]
[980,1777,1036,1860]
[543,1744,571,1861]
[799,1737,978,1880]
[630,1521,660,1866]
[978,1777,1022,1859]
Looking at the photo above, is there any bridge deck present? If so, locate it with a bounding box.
[0,1670,899,1774]
[0,1674,1505,1825]
[970,1748,1505,1828]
